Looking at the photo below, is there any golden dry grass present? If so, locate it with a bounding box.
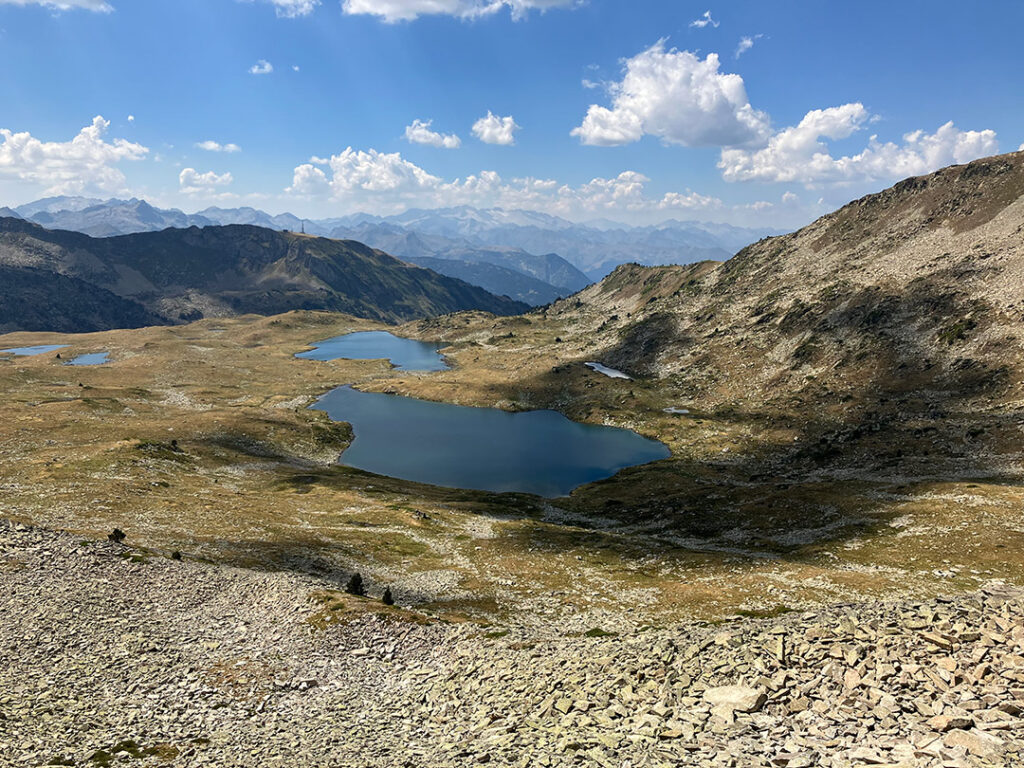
[2,310,1021,631]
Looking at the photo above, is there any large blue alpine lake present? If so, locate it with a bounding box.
[296,331,448,371]
[300,331,670,496]
[312,385,670,497]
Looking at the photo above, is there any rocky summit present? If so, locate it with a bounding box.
[3,519,1023,768]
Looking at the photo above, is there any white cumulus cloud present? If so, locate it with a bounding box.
[249,59,274,75]
[571,42,770,148]
[196,140,242,153]
[341,0,576,23]
[658,189,722,211]
[284,146,725,221]
[472,111,520,146]
[718,104,999,184]
[0,115,147,195]
[0,0,113,11]
[287,163,332,196]
[404,119,461,149]
[179,167,234,194]
[312,147,441,194]
[689,10,718,28]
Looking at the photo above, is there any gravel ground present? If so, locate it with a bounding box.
[2,519,1023,767]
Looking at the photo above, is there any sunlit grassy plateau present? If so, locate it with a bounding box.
[2,304,1020,634]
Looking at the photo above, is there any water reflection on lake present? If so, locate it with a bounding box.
[297,331,448,371]
[0,344,68,357]
[312,385,670,497]
[67,353,110,366]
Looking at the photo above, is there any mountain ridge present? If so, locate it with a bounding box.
[8,197,782,282]
[0,218,527,332]
[402,255,567,306]
[526,150,1024,484]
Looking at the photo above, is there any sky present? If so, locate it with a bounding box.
[0,0,1021,228]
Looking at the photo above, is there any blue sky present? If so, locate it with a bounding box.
[0,0,1020,227]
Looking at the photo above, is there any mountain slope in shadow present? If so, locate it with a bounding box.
[0,218,528,332]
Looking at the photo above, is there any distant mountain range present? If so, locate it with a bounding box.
[3,197,782,305]
[402,256,568,306]
[0,217,526,334]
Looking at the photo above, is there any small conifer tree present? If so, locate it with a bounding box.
[345,572,365,596]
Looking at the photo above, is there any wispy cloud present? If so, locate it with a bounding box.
[689,10,719,29]
[341,0,577,24]
[0,0,113,12]
[735,34,763,58]
[257,0,319,17]
[249,59,273,75]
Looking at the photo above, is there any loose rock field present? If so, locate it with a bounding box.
[2,519,1022,767]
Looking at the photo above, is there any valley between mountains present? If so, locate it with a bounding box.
[4,152,1024,767]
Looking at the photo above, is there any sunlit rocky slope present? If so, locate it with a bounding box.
[536,150,1024,483]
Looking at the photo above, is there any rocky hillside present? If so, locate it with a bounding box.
[4,519,1022,768]
[549,151,1024,473]
[0,265,162,333]
[0,218,527,331]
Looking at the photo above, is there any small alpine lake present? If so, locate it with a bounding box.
[312,385,670,498]
[0,344,68,357]
[296,331,448,371]
[67,352,110,366]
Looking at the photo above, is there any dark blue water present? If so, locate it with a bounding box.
[67,352,110,366]
[296,331,448,371]
[312,386,670,497]
[0,344,68,356]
